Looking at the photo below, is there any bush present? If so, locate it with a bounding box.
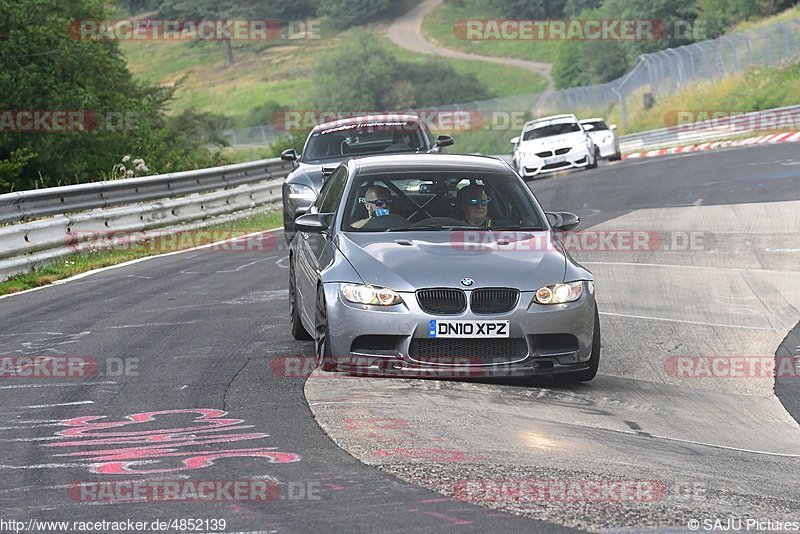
[311,32,490,110]
[0,0,229,192]
[316,0,394,29]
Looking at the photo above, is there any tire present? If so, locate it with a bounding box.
[289,258,312,340]
[555,308,600,383]
[314,284,337,371]
[586,148,599,170]
[609,149,622,161]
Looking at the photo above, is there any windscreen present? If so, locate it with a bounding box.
[301,121,426,163]
[342,170,547,232]
[523,122,581,140]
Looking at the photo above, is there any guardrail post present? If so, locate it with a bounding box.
[612,87,626,131]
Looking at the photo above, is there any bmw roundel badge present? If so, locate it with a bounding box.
[460,278,474,287]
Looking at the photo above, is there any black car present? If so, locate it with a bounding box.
[280,114,454,243]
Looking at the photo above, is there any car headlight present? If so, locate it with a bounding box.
[287,183,316,201]
[340,283,403,306]
[534,281,584,305]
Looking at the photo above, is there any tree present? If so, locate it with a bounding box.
[552,40,587,89]
[316,0,394,29]
[116,0,163,15]
[310,31,489,110]
[158,0,314,66]
[0,0,226,192]
[600,0,698,57]
[694,0,798,38]
[489,0,567,18]
[562,0,603,16]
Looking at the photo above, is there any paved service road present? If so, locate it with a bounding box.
[386,0,555,92]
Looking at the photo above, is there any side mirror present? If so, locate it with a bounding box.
[281,149,298,162]
[321,166,337,178]
[510,136,520,144]
[582,124,595,131]
[609,124,618,131]
[295,213,330,234]
[435,135,455,148]
[546,211,581,231]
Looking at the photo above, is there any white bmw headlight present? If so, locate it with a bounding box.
[340,283,403,306]
[534,281,585,305]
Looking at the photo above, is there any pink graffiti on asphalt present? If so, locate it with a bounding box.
[47,408,301,474]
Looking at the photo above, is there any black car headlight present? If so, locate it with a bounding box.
[534,281,585,305]
[287,183,316,202]
[340,283,403,306]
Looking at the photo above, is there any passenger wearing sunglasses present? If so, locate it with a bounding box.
[457,184,496,228]
[352,185,393,228]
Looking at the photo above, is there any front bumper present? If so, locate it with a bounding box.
[595,138,619,159]
[517,147,592,177]
[320,283,597,378]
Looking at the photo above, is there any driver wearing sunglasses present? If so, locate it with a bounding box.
[457,184,494,228]
[351,185,393,228]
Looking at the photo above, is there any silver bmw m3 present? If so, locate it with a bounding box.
[288,154,600,382]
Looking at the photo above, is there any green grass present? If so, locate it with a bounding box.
[621,59,800,135]
[730,5,800,32]
[421,0,561,64]
[445,58,800,154]
[0,209,282,296]
[376,36,547,97]
[120,23,546,127]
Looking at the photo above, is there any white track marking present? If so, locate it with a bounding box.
[0,463,90,469]
[598,311,780,331]
[18,401,94,409]
[107,321,200,329]
[0,227,282,301]
[0,381,117,390]
[582,261,800,275]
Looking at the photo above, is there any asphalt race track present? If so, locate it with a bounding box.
[1,143,798,532]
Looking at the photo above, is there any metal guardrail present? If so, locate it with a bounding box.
[618,104,800,152]
[0,157,293,280]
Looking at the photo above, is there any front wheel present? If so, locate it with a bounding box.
[314,284,337,371]
[555,308,600,383]
[586,148,599,169]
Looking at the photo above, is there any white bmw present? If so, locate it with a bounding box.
[581,118,621,161]
[511,114,597,178]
